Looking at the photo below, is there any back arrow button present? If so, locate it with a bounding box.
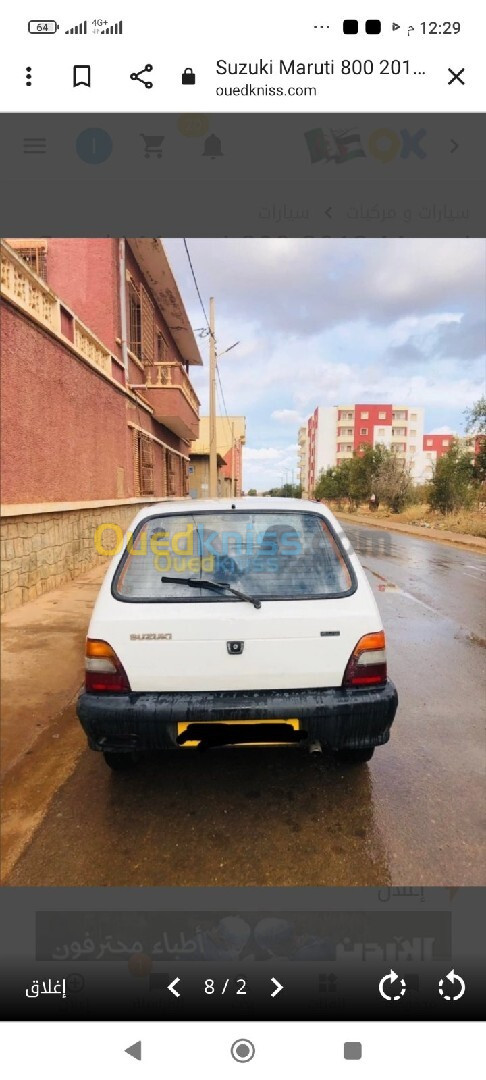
[168,977,181,997]
[450,139,459,153]
[270,977,284,997]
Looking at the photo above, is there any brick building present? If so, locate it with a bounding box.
[1,237,202,611]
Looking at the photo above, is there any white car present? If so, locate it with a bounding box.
[77,498,398,770]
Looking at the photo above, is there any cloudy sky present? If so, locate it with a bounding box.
[164,239,486,491]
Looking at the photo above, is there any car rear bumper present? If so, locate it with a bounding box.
[76,681,398,753]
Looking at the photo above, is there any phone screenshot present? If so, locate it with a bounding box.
[0,3,485,1075]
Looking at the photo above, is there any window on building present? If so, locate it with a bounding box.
[166,449,178,496]
[136,432,155,496]
[410,429,417,436]
[410,413,417,420]
[128,283,142,357]
[360,411,369,419]
[427,439,433,447]
[157,330,169,362]
[9,240,47,280]
[378,411,386,419]
[378,428,385,436]
[410,446,416,454]
[360,427,368,435]
[442,439,450,446]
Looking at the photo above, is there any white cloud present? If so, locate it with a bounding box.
[429,426,456,435]
[243,444,299,489]
[161,237,485,486]
[271,409,305,424]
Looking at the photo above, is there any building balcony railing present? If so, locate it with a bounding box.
[1,240,112,378]
[139,362,200,441]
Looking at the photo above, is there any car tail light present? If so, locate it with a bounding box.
[343,631,387,688]
[85,639,131,693]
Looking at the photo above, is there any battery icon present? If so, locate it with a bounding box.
[28,20,59,34]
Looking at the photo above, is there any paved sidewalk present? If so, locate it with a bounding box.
[336,511,486,553]
[1,563,107,878]
[1,562,105,778]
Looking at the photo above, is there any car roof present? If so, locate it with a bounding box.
[128,497,330,529]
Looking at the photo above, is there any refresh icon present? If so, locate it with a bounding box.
[379,969,407,1001]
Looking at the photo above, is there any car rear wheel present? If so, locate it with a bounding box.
[103,751,138,771]
[333,747,375,764]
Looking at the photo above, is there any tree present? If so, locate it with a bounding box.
[247,488,258,496]
[429,440,475,513]
[472,439,486,485]
[347,445,382,506]
[464,396,486,435]
[314,446,382,506]
[373,450,413,513]
[264,483,302,498]
[314,465,348,502]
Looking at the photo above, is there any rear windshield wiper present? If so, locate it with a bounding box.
[161,576,261,609]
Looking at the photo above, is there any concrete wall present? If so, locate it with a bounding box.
[315,406,338,475]
[0,500,159,613]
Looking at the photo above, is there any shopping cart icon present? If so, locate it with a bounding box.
[140,134,165,158]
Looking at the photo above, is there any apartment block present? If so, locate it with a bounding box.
[305,403,425,492]
[419,432,484,481]
[298,425,309,497]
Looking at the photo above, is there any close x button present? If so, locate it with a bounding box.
[448,67,465,85]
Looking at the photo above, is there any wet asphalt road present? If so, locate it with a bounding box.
[5,525,486,887]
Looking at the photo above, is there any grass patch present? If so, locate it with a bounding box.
[330,501,486,539]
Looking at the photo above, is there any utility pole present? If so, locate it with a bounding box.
[209,297,217,497]
[231,422,235,497]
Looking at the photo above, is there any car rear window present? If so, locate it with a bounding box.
[113,510,355,602]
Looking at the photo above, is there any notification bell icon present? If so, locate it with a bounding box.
[202,134,223,158]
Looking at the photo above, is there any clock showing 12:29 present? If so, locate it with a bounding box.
[420,21,461,33]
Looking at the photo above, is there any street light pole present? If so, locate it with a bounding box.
[209,297,217,497]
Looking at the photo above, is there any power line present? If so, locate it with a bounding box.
[216,363,230,421]
[183,238,214,339]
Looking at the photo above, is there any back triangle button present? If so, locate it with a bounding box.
[125,1041,142,1061]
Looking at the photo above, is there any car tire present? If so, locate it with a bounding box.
[333,747,375,764]
[103,751,138,771]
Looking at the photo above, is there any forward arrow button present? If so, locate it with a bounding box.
[270,977,284,997]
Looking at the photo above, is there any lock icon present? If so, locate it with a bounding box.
[182,67,196,85]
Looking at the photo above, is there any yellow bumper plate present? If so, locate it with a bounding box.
[177,718,300,747]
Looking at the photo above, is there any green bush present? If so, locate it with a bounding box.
[428,440,475,513]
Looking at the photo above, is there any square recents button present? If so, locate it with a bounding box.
[343,20,358,33]
[344,1042,362,1060]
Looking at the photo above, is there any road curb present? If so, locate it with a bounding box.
[336,512,486,553]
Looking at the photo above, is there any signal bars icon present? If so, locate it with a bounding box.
[64,19,123,35]
[65,21,87,34]
[101,20,123,34]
